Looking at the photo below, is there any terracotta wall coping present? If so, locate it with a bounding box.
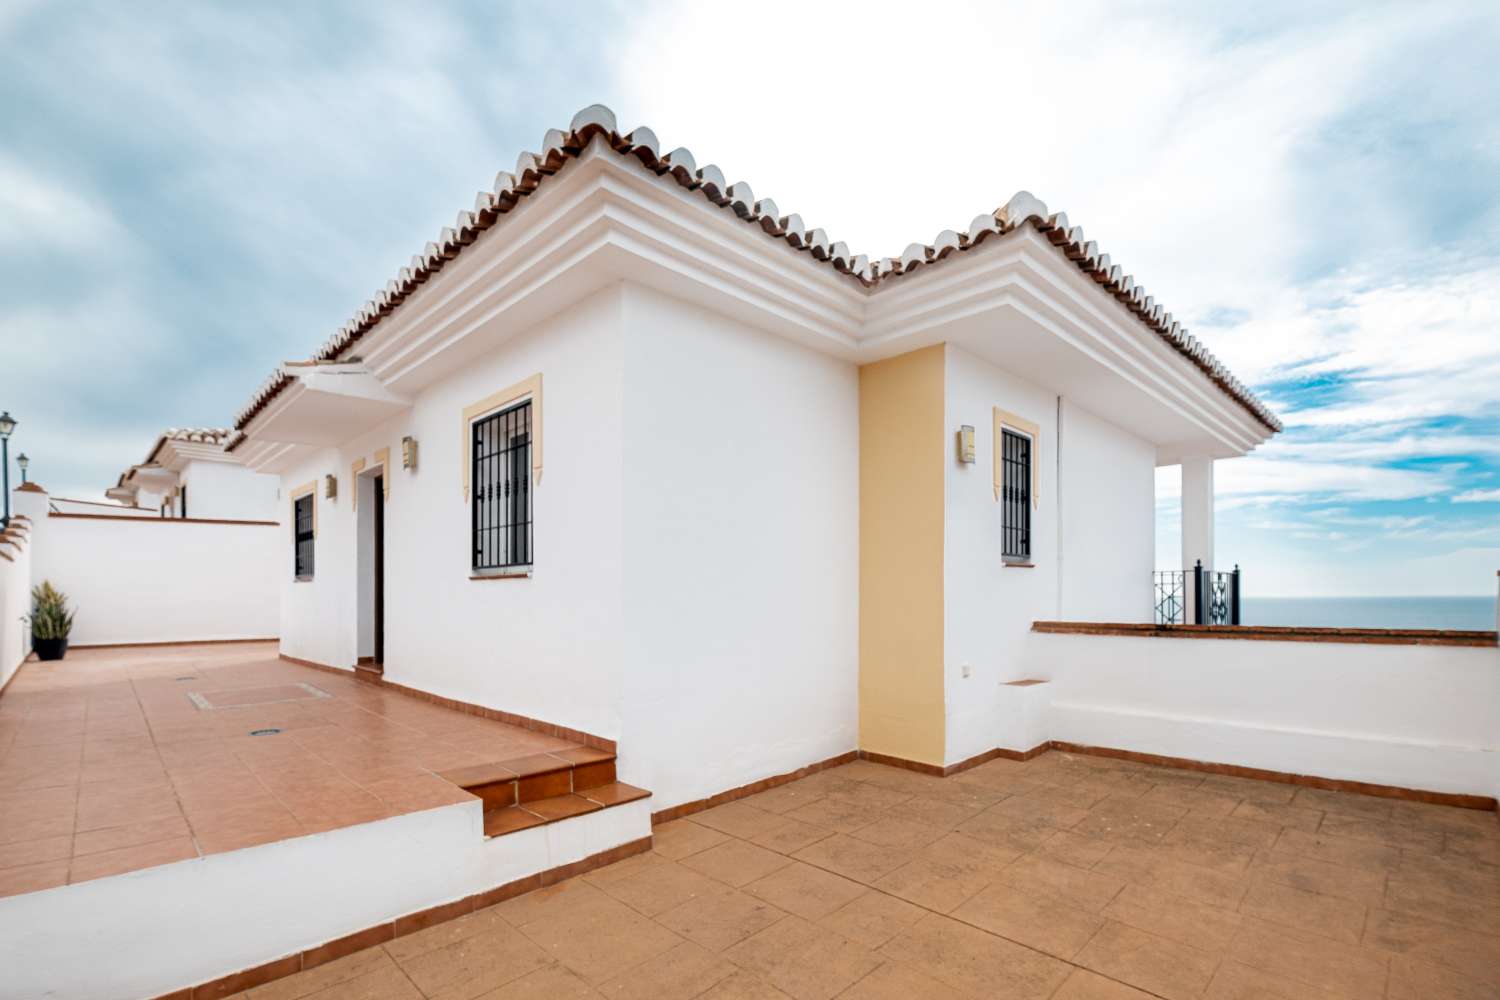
[47,512,278,527]
[1032,620,1498,648]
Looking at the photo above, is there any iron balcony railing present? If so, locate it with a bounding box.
[1154,560,1240,626]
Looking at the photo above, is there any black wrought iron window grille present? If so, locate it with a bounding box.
[472,399,533,572]
[1001,428,1032,561]
[293,494,314,579]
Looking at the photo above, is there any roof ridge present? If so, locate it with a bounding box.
[231,103,1279,434]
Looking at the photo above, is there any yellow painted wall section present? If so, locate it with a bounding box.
[858,344,947,765]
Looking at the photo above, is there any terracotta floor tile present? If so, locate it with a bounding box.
[983,793,1091,832]
[835,961,968,999]
[696,970,794,999]
[1386,953,1500,1000]
[73,815,191,857]
[749,818,834,856]
[1075,920,1219,1000]
[655,886,787,952]
[1291,787,1395,821]
[1101,881,1243,954]
[743,860,867,920]
[1094,843,1250,910]
[724,914,881,1000]
[1053,968,1159,999]
[1072,796,1187,846]
[783,797,885,836]
[1364,908,1500,987]
[1156,827,1259,876]
[514,893,681,985]
[693,802,793,840]
[998,854,1127,913]
[245,947,393,1000]
[1170,812,1282,852]
[396,923,551,999]
[596,859,723,917]
[0,859,69,898]
[580,848,670,889]
[1270,827,1402,873]
[1204,960,1346,1000]
[0,833,71,869]
[680,838,792,888]
[472,963,598,999]
[652,820,732,861]
[791,834,913,885]
[522,794,601,823]
[595,939,734,999]
[1036,830,1115,869]
[1239,878,1367,944]
[1321,810,1446,854]
[1227,916,1389,997]
[883,793,986,830]
[1384,871,1500,931]
[954,880,1105,960]
[849,815,947,851]
[743,782,837,816]
[817,891,925,950]
[69,835,198,883]
[1247,851,1387,908]
[879,911,1072,999]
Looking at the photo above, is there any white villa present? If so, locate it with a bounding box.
[1,104,1494,1000]
[97,427,280,520]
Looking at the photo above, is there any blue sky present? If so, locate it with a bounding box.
[1,1,1497,596]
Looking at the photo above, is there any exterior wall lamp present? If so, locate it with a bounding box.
[16,452,28,483]
[323,474,338,501]
[401,436,418,471]
[957,424,976,464]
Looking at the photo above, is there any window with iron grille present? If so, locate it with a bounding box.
[293,493,315,579]
[472,399,533,572]
[1001,428,1031,561]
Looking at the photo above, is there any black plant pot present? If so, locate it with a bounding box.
[33,637,69,661]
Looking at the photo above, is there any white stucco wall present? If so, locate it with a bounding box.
[1057,399,1156,622]
[0,797,650,1000]
[941,347,1158,766]
[1027,630,1500,798]
[277,286,628,746]
[0,506,33,687]
[618,285,860,809]
[274,283,860,811]
[26,508,279,647]
[179,459,281,521]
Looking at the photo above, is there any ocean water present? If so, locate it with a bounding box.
[1241,596,1495,630]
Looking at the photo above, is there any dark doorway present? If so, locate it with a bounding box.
[372,474,385,670]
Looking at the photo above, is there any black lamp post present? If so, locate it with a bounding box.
[17,453,29,484]
[0,411,14,527]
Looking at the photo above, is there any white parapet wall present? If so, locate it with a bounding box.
[0,513,34,688]
[1025,629,1500,800]
[14,486,280,647]
[0,797,651,1000]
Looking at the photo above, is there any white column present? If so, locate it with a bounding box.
[1180,457,1215,574]
[1180,458,1214,624]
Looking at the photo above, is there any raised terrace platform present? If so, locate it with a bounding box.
[0,642,650,999]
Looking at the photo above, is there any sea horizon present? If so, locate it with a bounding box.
[1241,595,1495,630]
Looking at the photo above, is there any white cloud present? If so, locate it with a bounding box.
[1454,488,1500,503]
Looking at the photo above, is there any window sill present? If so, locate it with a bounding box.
[470,568,533,581]
[293,576,314,583]
[1003,561,1035,569]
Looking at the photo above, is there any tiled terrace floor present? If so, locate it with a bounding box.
[0,642,590,897]
[241,752,1498,1000]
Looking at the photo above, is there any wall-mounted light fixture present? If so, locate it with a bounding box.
[401,436,418,471]
[957,425,976,464]
[323,474,338,500]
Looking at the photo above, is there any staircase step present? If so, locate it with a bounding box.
[480,782,651,840]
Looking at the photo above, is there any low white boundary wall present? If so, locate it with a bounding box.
[1025,630,1500,800]
[0,798,650,1000]
[21,503,279,647]
[0,517,32,689]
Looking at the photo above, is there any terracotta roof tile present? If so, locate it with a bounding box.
[232,104,1278,435]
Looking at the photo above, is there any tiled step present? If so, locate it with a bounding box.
[481,783,651,838]
[439,748,649,839]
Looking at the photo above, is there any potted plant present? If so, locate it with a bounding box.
[25,581,75,661]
